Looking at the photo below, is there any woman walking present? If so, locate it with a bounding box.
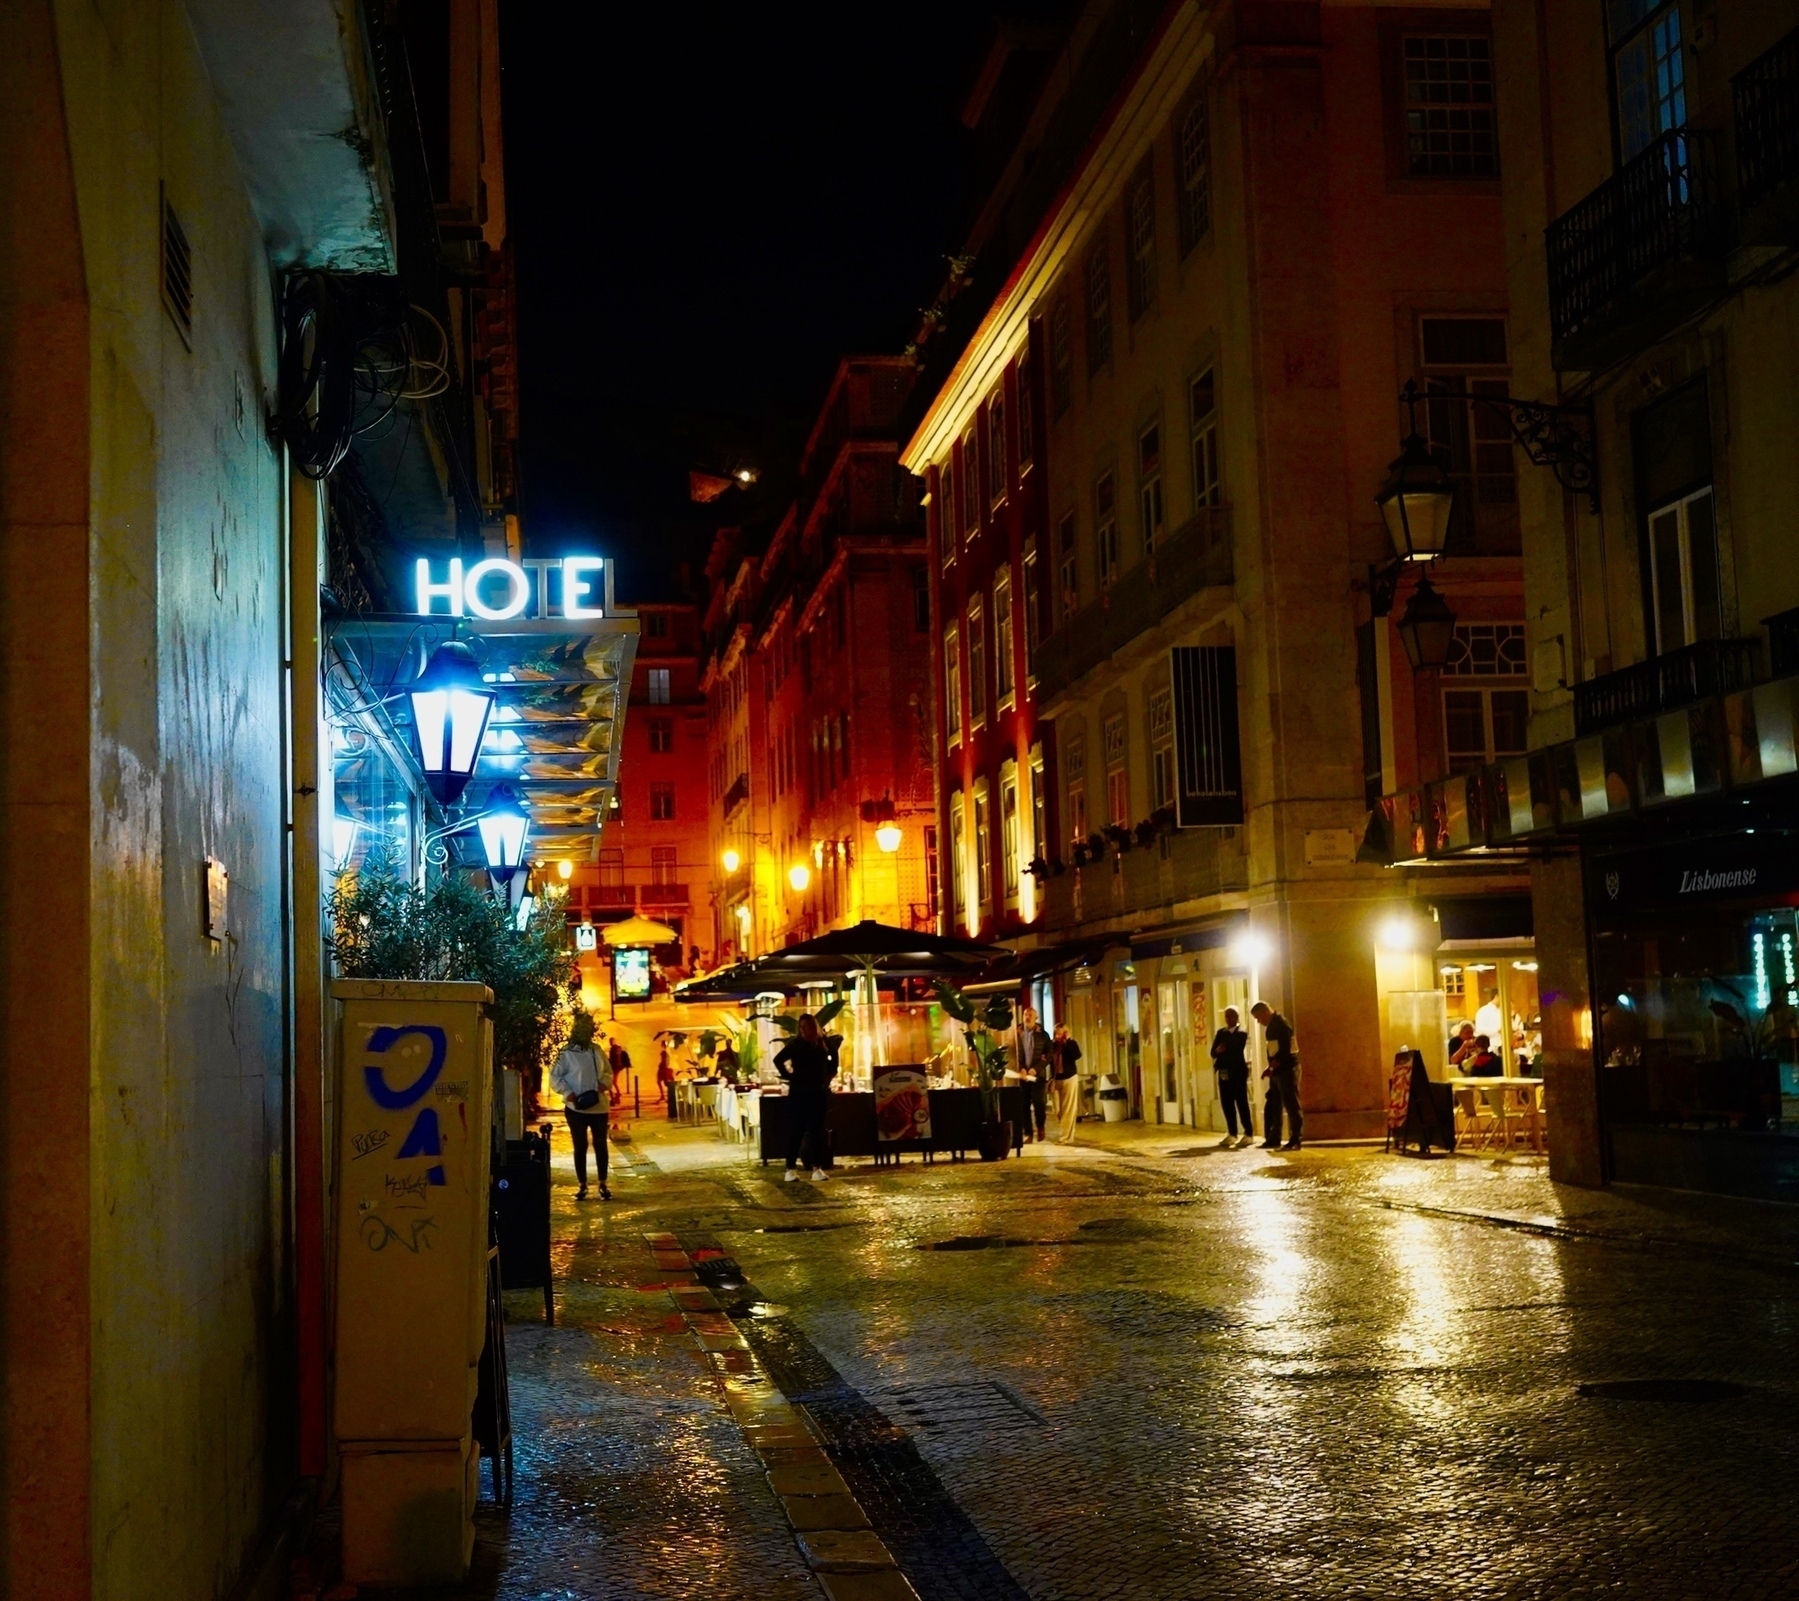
[1051,1024,1083,1144]
[550,1013,613,1200]
[774,1013,837,1182]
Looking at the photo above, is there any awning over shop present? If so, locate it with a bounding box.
[960,935,1124,993]
[1129,913,1247,961]
[325,610,637,865]
[1433,894,1533,942]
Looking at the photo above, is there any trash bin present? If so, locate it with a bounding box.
[1098,1085,1129,1123]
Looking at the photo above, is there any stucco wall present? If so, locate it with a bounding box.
[55,1,290,1596]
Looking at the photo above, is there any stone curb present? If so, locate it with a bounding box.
[644,1233,915,1594]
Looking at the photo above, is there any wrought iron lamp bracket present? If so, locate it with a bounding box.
[1396,380,1598,511]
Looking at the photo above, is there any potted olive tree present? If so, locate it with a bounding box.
[935,981,1015,1160]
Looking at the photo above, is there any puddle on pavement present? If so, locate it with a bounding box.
[753,1222,863,1234]
[918,1235,1039,1251]
[1578,1378,1749,1403]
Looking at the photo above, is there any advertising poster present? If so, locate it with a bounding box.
[875,1068,931,1142]
[613,945,652,1002]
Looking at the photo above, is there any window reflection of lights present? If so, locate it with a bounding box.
[1615,994,1634,1010]
[483,728,525,752]
[1753,932,1770,1011]
[1782,931,1796,1006]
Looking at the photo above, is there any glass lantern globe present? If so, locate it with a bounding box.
[409,641,496,804]
[1397,573,1458,671]
[1375,433,1456,562]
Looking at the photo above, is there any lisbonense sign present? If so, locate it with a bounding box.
[414,556,607,620]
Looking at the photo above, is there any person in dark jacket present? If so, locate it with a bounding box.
[1015,1007,1053,1143]
[1464,1034,1503,1076]
[774,1013,837,1182]
[1209,1007,1254,1147]
[1051,1025,1082,1143]
[1250,1001,1302,1150]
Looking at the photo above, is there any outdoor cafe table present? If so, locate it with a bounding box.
[1447,1075,1546,1152]
[756,1082,1035,1166]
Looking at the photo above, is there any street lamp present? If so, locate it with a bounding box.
[874,821,903,853]
[1375,384,1456,565]
[788,862,811,893]
[1396,572,1458,672]
[721,847,742,874]
[477,784,530,897]
[556,858,575,881]
[409,640,496,805]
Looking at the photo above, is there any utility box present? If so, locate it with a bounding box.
[332,979,493,1585]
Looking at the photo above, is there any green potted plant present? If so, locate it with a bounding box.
[934,980,1015,1159]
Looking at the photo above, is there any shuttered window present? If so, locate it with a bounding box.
[1170,645,1244,825]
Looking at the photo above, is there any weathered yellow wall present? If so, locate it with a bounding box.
[1,4,95,1596]
[0,3,292,1597]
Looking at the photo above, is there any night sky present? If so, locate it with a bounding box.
[500,4,1055,601]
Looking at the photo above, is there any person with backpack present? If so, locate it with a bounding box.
[550,1012,613,1200]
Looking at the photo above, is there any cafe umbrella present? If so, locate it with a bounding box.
[744,920,1006,1074]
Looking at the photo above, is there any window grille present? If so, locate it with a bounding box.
[1403,35,1499,177]
[1085,244,1112,375]
[1050,298,1073,419]
[1126,163,1157,320]
[1178,95,1212,253]
[1170,645,1244,826]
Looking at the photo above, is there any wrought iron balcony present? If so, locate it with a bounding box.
[1545,127,1727,370]
[1572,637,1761,737]
[1734,24,1799,216]
[640,881,690,906]
[721,771,749,819]
[592,884,636,908]
[1033,504,1232,706]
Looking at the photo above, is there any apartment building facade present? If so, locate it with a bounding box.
[704,359,935,961]
[904,0,1526,1133]
[1412,0,1799,1201]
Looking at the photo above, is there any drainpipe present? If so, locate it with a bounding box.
[288,465,328,1477]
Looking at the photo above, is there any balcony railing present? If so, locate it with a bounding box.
[1572,637,1761,736]
[1545,126,1727,367]
[721,772,749,819]
[1735,24,1799,211]
[1033,504,1232,706]
[592,884,636,908]
[640,881,690,906]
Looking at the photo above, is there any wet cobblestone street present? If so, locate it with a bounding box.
[453,1117,1799,1599]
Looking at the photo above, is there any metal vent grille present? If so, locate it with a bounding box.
[161,187,192,346]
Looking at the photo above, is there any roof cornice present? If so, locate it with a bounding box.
[901,2,1212,472]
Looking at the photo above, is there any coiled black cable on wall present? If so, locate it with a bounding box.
[274,271,363,479]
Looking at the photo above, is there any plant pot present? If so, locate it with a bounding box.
[977,1119,1013,1161]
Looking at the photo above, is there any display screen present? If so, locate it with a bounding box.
[613,946,652,1003]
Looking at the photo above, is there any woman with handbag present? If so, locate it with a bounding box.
[550,1012,613,1200]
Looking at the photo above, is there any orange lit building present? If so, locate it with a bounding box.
[702,358,935,959]
[564,602,712,983]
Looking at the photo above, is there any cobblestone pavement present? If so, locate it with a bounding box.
[382,1114,1799,1599]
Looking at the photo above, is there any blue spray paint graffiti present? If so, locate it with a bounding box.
[364,1024,451,1186]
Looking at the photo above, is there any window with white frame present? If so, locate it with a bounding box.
[650,845,677,885]
[944,625,962,745]
[938,462,956,565]
[1103,712,1129,825]
[1420,316,1515,551]
[1085,241,1112,375]
[1403,35,1498,177]
[1178,93,1211,254]
[1017,355,1034,469]
[1065,728,1088,846]
[1049,296,1073,420]
[1442,622,1529,774]
[962,430,980,537]
[1000,767,1020,905]
[1058,510,1079,618]
[1646,486,1721,654]
[1139,421,1164,547]
[1021,539,1040,679]
[1028,744,1046,866]
[1148,686,1175,810]
[967,598,987,726]
[994,570,1015,706]
[949,794,966,921]
[1126,161,1157,321]
[1190,367,1219,508]
[973,783,993,914]
[987,394,1007,506]
[1095,472,1119,586]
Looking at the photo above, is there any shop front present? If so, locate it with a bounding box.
[1591,828,1799,1203]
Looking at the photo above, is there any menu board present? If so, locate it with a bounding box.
[875,1068,932,1142]
[613,946,651,1002]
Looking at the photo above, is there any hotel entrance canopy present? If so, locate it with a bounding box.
[325,597,637,872]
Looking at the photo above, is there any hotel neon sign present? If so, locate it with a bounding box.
[413,556,608,620]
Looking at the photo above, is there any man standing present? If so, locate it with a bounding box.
[1015,1006,1053,1144]
[1250,1001,1302,1151]
[1209,1006,1254,1148]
